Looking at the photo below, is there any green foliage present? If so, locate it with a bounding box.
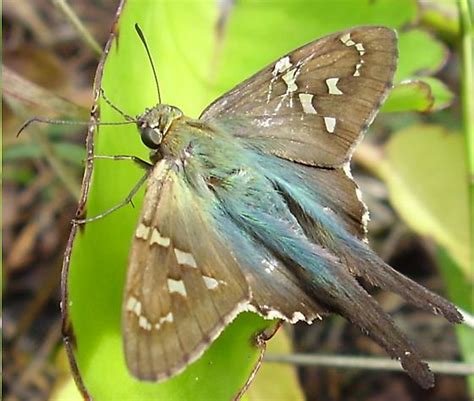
[396,29,448,79]
[382,125,469,275]
[383,78,454,112]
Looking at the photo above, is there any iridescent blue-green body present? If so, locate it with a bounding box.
[122,26,462,386]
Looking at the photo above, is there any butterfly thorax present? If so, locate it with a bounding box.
[141,110,256,194]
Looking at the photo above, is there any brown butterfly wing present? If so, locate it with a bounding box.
[201,26,397,168]
[123,160,249,381]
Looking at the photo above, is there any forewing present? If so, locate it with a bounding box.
[123,160,250,381]
[201,26,397,167]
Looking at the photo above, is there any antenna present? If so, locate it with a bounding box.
[134,23,162,104]
[17,117,136,137]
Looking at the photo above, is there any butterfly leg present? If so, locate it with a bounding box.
[73,170,151,224]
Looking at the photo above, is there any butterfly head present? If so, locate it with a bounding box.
[136,104,183,149]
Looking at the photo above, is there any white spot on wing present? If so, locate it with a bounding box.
[154,311,174,331]
[340,32,365,71]
[203,276,219,290]
[138,315,152,331]
[340,32,356,46]
[282,68,298,93]
[272,56,292,75]
[343,161,370,236]
[340,32,350,44]
[355,42,365,55]
[354,62,362,77]
[265,309,287,320]
[326,78,343,95]
[126,296,142,317]
[150,228,170,247]
[135,223,150,240]
[161,312,173,324]
[174,248,198,268]
[324,117,336,133]
[291,311,307,323]
[251,306,312,324]
[167,278,187,296]
[298,93,317,114]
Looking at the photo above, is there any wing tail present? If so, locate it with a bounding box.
[221,199,435,388]
[301,262,436,389]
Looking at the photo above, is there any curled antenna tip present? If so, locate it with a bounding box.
[16,116,136,138]
[16,118,35,137]
[134,23,142,35]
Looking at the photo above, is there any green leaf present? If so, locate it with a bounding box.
[419,76,455,110]
[383,80,435,112]
[396,28,448,80]
[65,0,451,399]
[381,124,471,277]
[382,77,454,112]
[383,28,450,112]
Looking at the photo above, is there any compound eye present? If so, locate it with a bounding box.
[140,126,162,149]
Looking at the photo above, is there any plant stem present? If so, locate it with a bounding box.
[51,0,102,57]
[458,0,473,268]
[457,0,474,393]
[264,353,474,376]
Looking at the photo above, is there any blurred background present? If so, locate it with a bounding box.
[2,0,472,400]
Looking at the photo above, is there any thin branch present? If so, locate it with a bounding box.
[264,353,474,376]
[51,0,102,56]
[458,0,474,279]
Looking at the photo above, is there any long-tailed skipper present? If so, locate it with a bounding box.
[21,24,463,389]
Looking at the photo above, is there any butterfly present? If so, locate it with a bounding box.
[46,24,462,389]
